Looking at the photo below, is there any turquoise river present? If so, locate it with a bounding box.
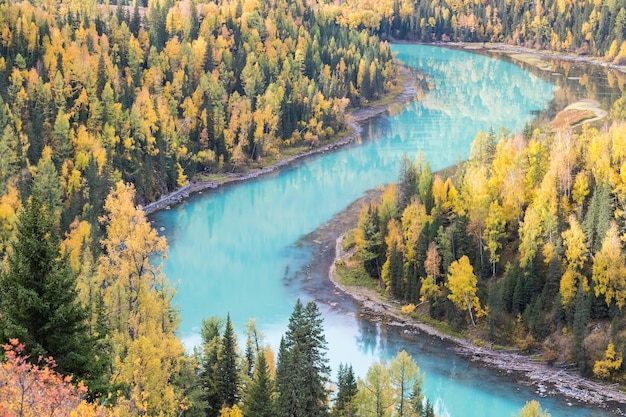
[152,44,615,416]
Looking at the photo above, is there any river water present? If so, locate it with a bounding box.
[152,44,614,416]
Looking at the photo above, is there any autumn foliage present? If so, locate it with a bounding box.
[0,339,117,417]
[351,121,626,379]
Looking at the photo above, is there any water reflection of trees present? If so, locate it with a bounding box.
[395,46,556,151]
[486,52,626,118]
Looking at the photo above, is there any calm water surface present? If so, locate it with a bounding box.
[153,45,614,416]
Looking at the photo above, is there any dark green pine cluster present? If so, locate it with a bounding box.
[0,192,107,394]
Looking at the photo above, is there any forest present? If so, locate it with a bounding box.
[0,0,624,415]
[346,113,626,382]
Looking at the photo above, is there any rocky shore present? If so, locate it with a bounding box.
[328,232,626,413]
[444,41,626,74]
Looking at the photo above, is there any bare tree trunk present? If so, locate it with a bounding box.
[466,295,476,327]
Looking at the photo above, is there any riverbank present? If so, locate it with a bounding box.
[323,208,626,414]
[144,41,626,411]
[450,41,626,74]
[142,65,418,215]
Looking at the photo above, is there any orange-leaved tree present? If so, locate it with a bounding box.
[0,339,118,417]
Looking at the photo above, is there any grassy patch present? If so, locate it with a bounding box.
[408,312,466,339]
[348,66,409,112]
[370,77,406,108]
[342,230,356,252]
[550,99,607,129]
[195,172,229,182]
[551,108,597,129]
[334,260,378,289]
[507,53,553,71]
[280,145,311,158]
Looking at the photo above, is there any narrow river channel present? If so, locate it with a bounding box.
[152,44,613,416]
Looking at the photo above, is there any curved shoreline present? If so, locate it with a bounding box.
[143,42,621,216]
[438,41,626,74]
[327,231,626,413]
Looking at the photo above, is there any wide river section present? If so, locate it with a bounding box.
[152,44,612,417]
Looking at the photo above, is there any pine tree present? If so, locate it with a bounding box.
[0,122,19,194]
[201,317,224,417]
[331,363,357,417]
[244,348,275,417]
[52,110,72,169]
[397,155,417,212]
[382,238,404,299]
[221,314,240,408]
[276,300,330,417]
[188,0,200,41]
[417,161,434,214]
[31,149,62,220]
[357,204,384,281]
[423,399,435,417]
[408,383,424,416]
[0,193,97,383]
[130,1,141,36]
[582,183,612,254]
[572,281,591,376]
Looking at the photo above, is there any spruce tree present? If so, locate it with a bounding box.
[188,0,200,40]
[572,282,591,376]
[276,299,330,417]
[130,1,141,36]
[221,314,240,408]
[397,155,417,212]
[387,240,405,299]
[424,399,435,417]
[200,317,224,417]
[0,194,96,382]
[408,383,425,416]
[331,363,357,417]
[244,348,275,417]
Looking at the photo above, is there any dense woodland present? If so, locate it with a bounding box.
[0,0,625,415]
[348,114,626,382]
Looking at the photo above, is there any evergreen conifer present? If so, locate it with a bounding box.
[221,314,240,408]
[244,348,275,417]
[276,299,330,417]
[0,194,97,383]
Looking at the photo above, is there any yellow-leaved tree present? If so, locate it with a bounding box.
[592,222,626,309]
[446,256,484,327]
[0,185,21,260]
[560,215,589,307]
[516,400,551,417]
[98,181,184,416]
[593,343,623,380]
[219,404,244,417]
